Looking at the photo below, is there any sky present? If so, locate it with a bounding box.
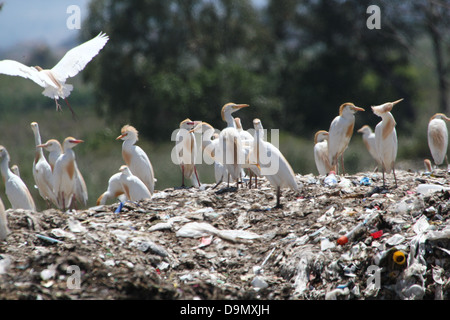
[0,0,90,50]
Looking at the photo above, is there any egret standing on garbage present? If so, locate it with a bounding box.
[117,165,152,202]
[175,119,201,188]
[0,145,36,211]
[313,130,333,176]
[328,103,365,175]
[116,125,155,194]
[427,113,450,168]
[0,32,109,117]
[190,122,227,186]
[52,137,84,209]
[96,170,124,205]
[250,118,300,208]
[372,98,403,188]
[357,125,381,170]
[218,103,249,188]
[31,122,56,205]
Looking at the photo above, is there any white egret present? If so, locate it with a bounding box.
[0,197,9,241]
[0,32,109,117]
[427,113,450,168]
[0,145,36,211]
[175,119,201,188]
[117,165,152,202]
[328,103,365,175]
[357,125,381,170]
[372,98,403,188]
[96,171,124,205]
[313,130,333,176]
[30,122,57,205]
[250,118,300,208]
[52,137,84,209]
[117,125,155,194]
[38,139,63,171]
[218,102,249,188]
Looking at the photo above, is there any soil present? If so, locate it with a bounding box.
[0,169,449,300]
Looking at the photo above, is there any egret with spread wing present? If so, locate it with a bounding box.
[0,32,109,117]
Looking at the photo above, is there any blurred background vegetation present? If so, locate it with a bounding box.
[0,0,449,211]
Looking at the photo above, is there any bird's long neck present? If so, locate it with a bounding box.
[224,113,236,128]
[33,130,45,163]
[0,156,11,181]
[380,112,396,139]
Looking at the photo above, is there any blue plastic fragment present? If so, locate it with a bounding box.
[114,201,124,213]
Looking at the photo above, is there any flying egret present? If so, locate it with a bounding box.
[0,145,36,211]
[117,165,152,202]
[190,122,227,186]
[218,102,249,188]
[357,125,381,170]
[0,32,109,117]
[30,122,57,205]
[52,137,84,209]
[0,197,9,241]
[427,113,450,168]
[116,125,155,194]
[250,118,300,208]
[175,119,201,188]
[313,130,333,176]
[372,98,403,188]
[328,103,365,175]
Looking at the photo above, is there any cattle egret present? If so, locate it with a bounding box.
[357,125,381,170]
[314,130,333,176]
[11,165,20,177]
[117,165,152,202]
[234,117,254,143]
[0,32,109,117]
[116,125,155,194]
[372,98,403,188]
[235,117,260,188]
[0,197,9,241]
[250,118,300,208]
[427,113,450,168]
[328,103,365,175]
[0,145,36,211]
[52,137,84,209]
[175,119,201,188]
[31,122,57,205]
[190,122,227,186]
[37,139,63,170]
[96,171,124,205]
[218,103,249,188]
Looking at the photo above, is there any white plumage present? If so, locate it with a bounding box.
[427,113,449,167]
[357,125,381,169]
[0,145,36,211]
[117,125,155,194]
[328,103,365,175]
[372,98,403,187]
[0,32,109,115]
[175,119,201,187]
[117,165,152,202]
[313,130,333,176]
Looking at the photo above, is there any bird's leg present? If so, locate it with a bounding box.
[340,155,345,176]
[194,166,201,187]
[248,170,253,189]
[382,170,386,189]
[274,186,282,209]
[54,98,63,112]
[393,167,398,188]
[180,165,185,188]
[64,98,78,120]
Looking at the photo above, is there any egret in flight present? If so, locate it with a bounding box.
[328,103,365,175]
[0,32,109,117]
[427,113,450,168]
[372,98,403,188]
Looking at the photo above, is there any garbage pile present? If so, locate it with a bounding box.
[0,169,449,300]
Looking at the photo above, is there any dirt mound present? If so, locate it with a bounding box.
[0,169,449,300]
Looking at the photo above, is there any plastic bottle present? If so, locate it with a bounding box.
[324,171,337,186]
[337,212,379,245]
[393,250,406,265]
